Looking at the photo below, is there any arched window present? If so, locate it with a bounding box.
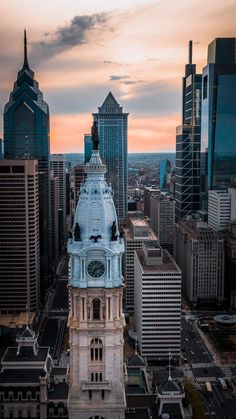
[90,338,103,361]
[92,298,100,320]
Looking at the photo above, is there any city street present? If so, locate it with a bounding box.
[182,316,213,364]
[181,313,236,417]
[200,383,236,418]
[181,316,224,383]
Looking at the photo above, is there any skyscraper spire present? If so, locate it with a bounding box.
[188,40,193,65]
[23,29,30,70]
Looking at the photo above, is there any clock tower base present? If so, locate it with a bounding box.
[67,287,126,419]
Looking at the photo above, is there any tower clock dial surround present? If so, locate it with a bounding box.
[87,260,105,278]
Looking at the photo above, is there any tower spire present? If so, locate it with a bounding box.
[188,40,193,65]
[23,29,29,70]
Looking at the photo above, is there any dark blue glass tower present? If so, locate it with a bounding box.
[93,92,128,221]
[201,38,236,205]
[84,134,92,164]
[159,159,171,192]
[175,41,202,220]
[4,31,51,295]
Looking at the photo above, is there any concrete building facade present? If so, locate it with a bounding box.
[123,214,157,312]
[50,154,66,244]
[175,219,224,304]
[50,171,59,270]
[134,242,181,361]
[0,159,40,313]
[208,189,236,231]
[150,192,175,254]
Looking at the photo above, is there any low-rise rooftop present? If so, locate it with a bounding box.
[135,249,181,273]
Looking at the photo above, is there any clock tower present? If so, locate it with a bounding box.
[67,122,126,419]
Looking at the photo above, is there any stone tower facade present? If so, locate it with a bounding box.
[67,123,126,419]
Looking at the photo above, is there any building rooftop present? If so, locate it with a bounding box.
[0,312,35,328]
[131,218,148,227]
[124,226,157,241]
[52,367,67,375]
[127,353,146,368]
[160,378,182,394]
[2,346,49,363]
[0,368,45,384]
[136,249,181,273]
[213,314,236,325]
[48,382,69,400]
[177,218,221,240]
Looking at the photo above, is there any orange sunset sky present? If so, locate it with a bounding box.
[0,0,235,153]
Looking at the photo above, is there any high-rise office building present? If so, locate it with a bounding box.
[175,41,202,220]
[134,241,181,361]
[208,189,236,231]
[143,186,160,217]
[66,171,71,217]
[50,171,59,269]
[201,38,236,206]
[4,31,51,291]
[84,134,93,164]
[67,125,126,418]
[175,219,224,304]
[225,222,236,308]
[50,154,67,244]
[0,160,40,313]
[93,92,128,221]
[150,192,175,254]
[73,164,85,207]
[123,214,157,312]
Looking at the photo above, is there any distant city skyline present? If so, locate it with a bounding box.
[0,0,235,153]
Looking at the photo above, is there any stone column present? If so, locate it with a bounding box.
[72,294,77,320]
[106,296,109,320]
[116,294,119,318]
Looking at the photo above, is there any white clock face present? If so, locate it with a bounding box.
[87,260,105,278]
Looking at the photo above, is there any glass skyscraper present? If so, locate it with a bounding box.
[4,32,51,294]
[93,92,128,221]
[84,133,92,163]
[201,38,236,203]
[175,41,202,220]
[159,159,171,192]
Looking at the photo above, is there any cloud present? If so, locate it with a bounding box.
[120,80,181,116]
[123,80,143,85]
[31,13,110,65]
[110,75,144,85]
[110,75,128,81]
[45,84,120,115]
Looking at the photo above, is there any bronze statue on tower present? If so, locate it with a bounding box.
[91,121,99,150]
